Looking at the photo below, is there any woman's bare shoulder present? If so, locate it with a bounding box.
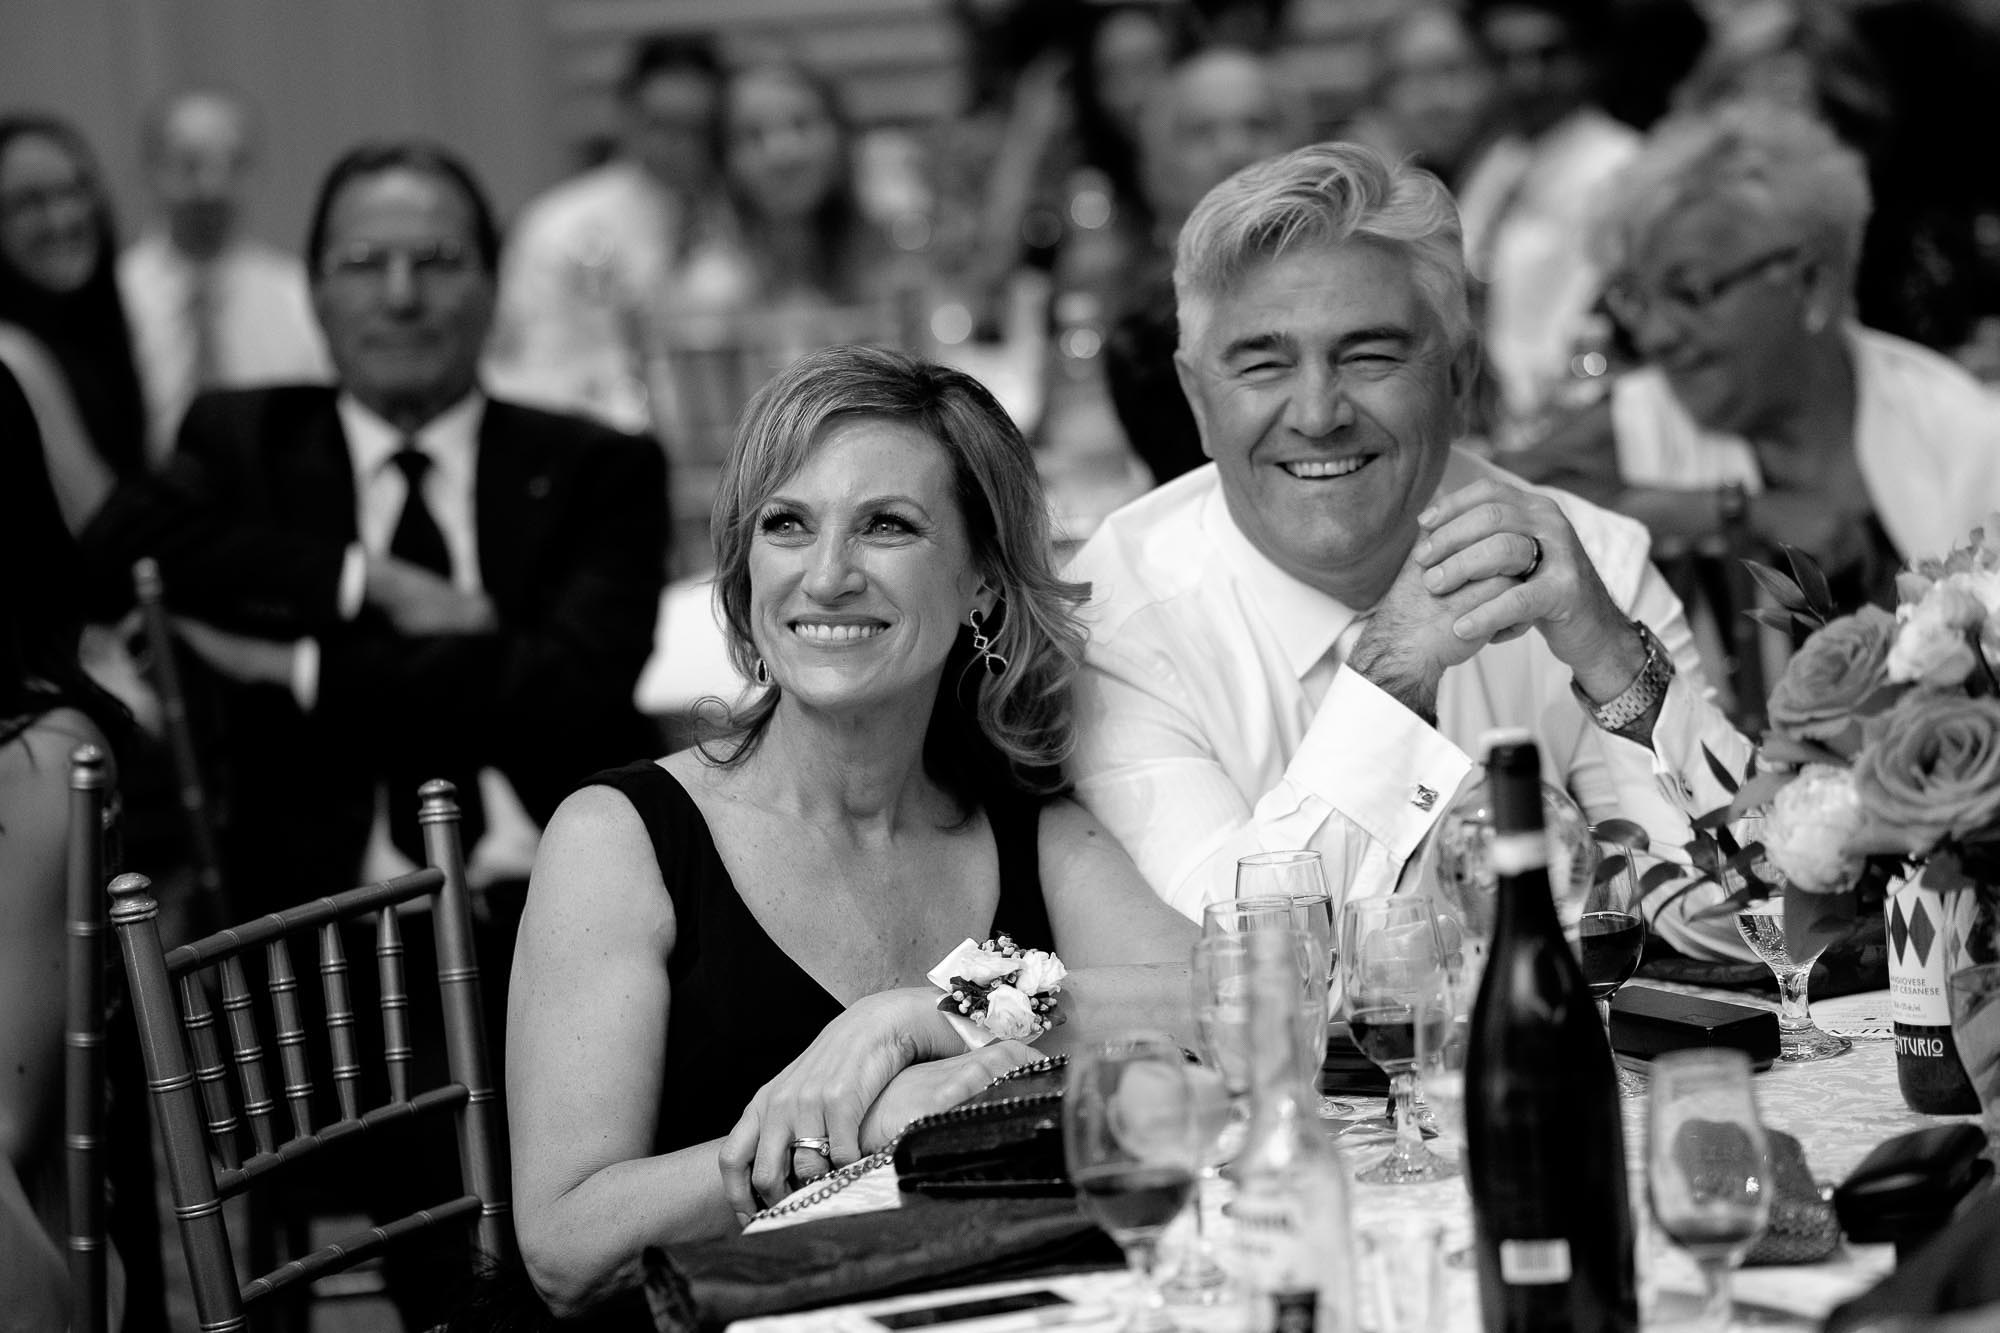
[0,707,108,787]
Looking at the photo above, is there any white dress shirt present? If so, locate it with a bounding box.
[1067,449,1758,961]
[118,232,331,462]
[1611,323,2000,561]
[296,391,537,885]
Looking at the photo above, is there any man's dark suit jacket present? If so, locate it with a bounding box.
[84,384,668,897]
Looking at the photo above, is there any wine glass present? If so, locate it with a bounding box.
[1647,1049,1773,1331]
[1579,828,1650,1096]
[1066,1033,1204,1333]
[1733,863,1852,1063]
[1168,937,1255,1306]
[1201,897,1352,1117]
[1339,896,1458,1184]
[1236,852,1343,1117]
[1413,984,1475,1268]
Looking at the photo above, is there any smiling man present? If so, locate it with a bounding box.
[1067,141,1756,960]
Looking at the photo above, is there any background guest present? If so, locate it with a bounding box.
[485,33,735,432]
[1348,4,1501,191]
[118,88,330,464]
[508,345,1195,1318]
[0,114,145,494]
[1511,101,2000,610]
[1456,0,1639,434]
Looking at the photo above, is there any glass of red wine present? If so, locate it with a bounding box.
[1578,827,1649,1097]
[1646,1049,1772,1331]
[1065,1033,1204,1332]
[1339,896,1458,1184]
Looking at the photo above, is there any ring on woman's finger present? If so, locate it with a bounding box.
[790,1136,832,1157]
[1520,534,1544,580]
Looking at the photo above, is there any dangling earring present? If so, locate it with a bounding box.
[968,608,1007,677]
[754,657,771,686]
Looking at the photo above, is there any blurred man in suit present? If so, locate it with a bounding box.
[86,137,666,1327]
[118,88,330,461]
[87,139,666,902]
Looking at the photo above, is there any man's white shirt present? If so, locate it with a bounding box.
[1066,450,1757,960]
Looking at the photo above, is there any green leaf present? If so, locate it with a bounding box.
[1592,818,1651,853]
[1594,853,1631,888]
[1747,607,1800,634]
[1782,881,1859,962]
[1783,544,1837,622]
[1745,560,1810,614]
[1640,863,1684,895]
[1924,849,1971,896]
[1731,770,1795,816]
[1693,806,1739,832]
[1702,744,1743,796]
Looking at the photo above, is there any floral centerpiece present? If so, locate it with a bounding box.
[1658,522,2000,1116]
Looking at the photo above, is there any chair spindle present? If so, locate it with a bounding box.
[218,955,277,1157]
[266,937,314,1140]
[377,907,411,1105]
[320,923,361,1122]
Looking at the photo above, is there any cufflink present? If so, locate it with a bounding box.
[1413,784,1439,812]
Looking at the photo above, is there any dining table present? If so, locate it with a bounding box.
[699,987,1987,1333]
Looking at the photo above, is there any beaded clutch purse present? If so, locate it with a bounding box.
[892,1055,1071,1198]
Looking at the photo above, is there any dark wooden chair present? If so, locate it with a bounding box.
[108,780,511,1332]
[66,743,113,1333]
[132,555,232,928]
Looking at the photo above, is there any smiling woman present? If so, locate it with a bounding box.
[504,345,1197,1321]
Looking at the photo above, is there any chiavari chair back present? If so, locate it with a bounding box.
[132,556,233,926]
[66,743,113,1333]
[108,780,510,1332]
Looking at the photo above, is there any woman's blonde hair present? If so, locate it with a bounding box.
[706,345,1088,798]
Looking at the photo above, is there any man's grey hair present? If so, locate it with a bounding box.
[1173,141,1473,356]
[1589,99,1872,300]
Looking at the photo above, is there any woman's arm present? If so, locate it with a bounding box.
[0,712,101,1331]
[1034,798,1198,1053]
[507,785,740,1317]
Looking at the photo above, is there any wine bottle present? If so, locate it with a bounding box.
[1228,931,1356,1333]
[1887,876,1981,1114]
[1464,729,1636,1333]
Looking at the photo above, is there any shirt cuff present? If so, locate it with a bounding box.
[1295,668,1474,866]
[291,638,320,712]
[1624,672,1755,813]
[338,543,366,621]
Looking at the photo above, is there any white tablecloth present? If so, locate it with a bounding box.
[733,990,1979,1333]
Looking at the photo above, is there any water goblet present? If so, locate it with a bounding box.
[1339,896,1458,1184]
[1065,1033,1204,1333]
[1647,1049,1772,1331]
[1733,866,1851,1063]
[1167,937,1258,1306]
[1237,852,1343,1116]
[1201,896,1351,1117]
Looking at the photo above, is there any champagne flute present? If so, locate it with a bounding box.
[1733,861,1852,1063]
[1647,1049,1772,1331]
[1339,896,1458,1184]
[1066,1033,1204,1333]
[1579,829,1650,1096]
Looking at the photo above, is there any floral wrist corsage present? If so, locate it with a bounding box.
[926,934,1067,1048]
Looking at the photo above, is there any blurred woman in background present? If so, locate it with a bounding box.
[1511,101,2000,607]
[0,115,144,504]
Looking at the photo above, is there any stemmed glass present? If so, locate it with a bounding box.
[1237,852,1341,1113]
[1339,896,1458,1184]
[1201,893,1352,1118]
[1734,865,1852,1063]
[1647,1049,1773,1331]
[1579,829,1650,1096]
[1167,937,1257,1306]
[1065,1033,1205,1333]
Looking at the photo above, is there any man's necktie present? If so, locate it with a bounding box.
[389,446,451,579]
[382,443,484,861]
[188,263,219,394]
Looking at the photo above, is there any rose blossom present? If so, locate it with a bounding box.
[1888,584,1982,687]
[1013,950,1067,995]
[981,984,1040,1040]
[1761,765,1865,894]
[1766,605,1896,746]
[1853,694,2000,852]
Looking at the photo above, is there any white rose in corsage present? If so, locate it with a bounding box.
[1762,763,1866,894]
[926,933,1067,1049]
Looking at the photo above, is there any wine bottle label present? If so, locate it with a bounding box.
[1498,1238,1572,1284]
[1888,880,1954,1026]
[1233,1189,1318,1289]
[1491,832,1548,874]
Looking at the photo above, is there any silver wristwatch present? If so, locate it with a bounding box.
[1573,621,1674,735]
